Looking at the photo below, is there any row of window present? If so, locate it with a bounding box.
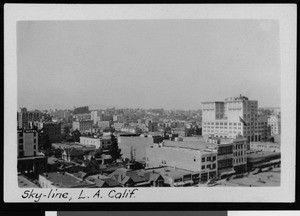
[19,139,36,143]
[19,145,36,150]
[233,151,246,157]
[201,156,216,162]
[204,126,242,130]
[201,163,216,170]
[234,158,245,164]
[204,122,242,126]
[234,144,245,150]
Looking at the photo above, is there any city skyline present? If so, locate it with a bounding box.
[18,19,281,110]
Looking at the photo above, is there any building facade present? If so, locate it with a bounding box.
[145,142,218,182]
[72,120,93,132]
[202,95,265,142]
[232,137,248,173]
[268,115,281,135]
[80,136,101,149]
[90,110,101,125]
[17,129,38,157]
[148,122,158,132]
[250,142,280,152]
[39,122,62,143]
[17,108,40,129]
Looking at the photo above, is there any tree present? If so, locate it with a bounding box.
[44,147,62,158]
[38,133,51,151]
[71,129,81,142]
[64,125,70,136]
[108,134,122,162]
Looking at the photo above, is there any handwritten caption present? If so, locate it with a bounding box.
[21,188,139,202]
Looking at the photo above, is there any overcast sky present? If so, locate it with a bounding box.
[17,19,280,110]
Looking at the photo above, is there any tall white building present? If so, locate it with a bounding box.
[90,110,101,125]
[202,95,265,142]
[268,115,281,135]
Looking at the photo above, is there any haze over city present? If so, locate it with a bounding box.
[17,19,280,110]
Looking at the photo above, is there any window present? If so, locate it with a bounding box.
[202,157,205,162]
[34,132,36,137]
[207,164,211,169]
[34,145,36,150]
[201,165,205,170]
[212,163,216,169]
[34,139,36,143]
[19,145,24,150]
[19,139,23,143]
[212,156,216,161]
[207,156,211,161]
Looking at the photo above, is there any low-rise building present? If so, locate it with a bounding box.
[39,172,96,188]
[250,142,280,153]
[72,120,93,132]
[118,136,155,162]
[113,122,125,131]
[247,151,281,171]
[145,167,200,187]
[98,121,111,129]
[146,141,218,182]
[80,136,101,149]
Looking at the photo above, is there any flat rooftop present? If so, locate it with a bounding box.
[52,143,96,149]
[41,172,95,188]
[18,175,39,188]
[163,140,220,152]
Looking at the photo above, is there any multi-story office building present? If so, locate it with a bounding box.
[17,108,40,129]
[17,128,38,157]
[90,110,101,125]
[39,122,62,143]
[268,115,281,135]
[257,115,271,141]
[72,120,93,132]
[148,121,158,132]
[98,121,111,129]
[202,95,264,142]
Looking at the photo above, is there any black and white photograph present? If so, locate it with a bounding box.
[4,4,296,202]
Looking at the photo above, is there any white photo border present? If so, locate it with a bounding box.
[4,4,297,203]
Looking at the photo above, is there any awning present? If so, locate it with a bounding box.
[219,168,235,176]
[183,180,194,185]
[269,159,281,163]
[173,182,185,186]
[253,160,280,168]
